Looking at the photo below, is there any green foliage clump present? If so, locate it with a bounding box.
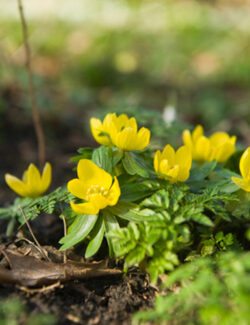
[0,186,74,225]
[0,298,55,325]
[134,251,250,325]
[108,185,237,282]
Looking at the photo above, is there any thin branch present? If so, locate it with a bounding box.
[19,205,49,261]
[17,0,46,168]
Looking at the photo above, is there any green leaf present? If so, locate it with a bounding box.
[59,214,98,250]
[112,150,124,167]
[85,216,105,258]
[224,149,244,174]
[141,189,170,209]
[125,246,146,267]
[70,147,93,162]
[188,160,217,182]
[103,212,120,257]
[191,213,214,226]
[122,152,149,177]
[92,146,113,174]
[107,201,157,222]
[120,180,160,202]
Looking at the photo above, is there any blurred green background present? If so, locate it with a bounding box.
[0,0,250,198]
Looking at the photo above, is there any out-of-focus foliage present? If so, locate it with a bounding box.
[134,251,250,325]
[1,0,250,137]
[0,298,55,325]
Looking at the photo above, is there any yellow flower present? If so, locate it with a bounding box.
[90,113,151,151]
[183,125,236,163]
[68,159,121,215]
[90,113,115,146]
[154,145,192,183]
[232,147,250,192]
[5,163,52,198]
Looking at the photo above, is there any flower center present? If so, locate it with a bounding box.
[86,184,109,201]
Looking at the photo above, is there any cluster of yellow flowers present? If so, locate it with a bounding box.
[183,125,236,163]
[4,113,250,216]
[90,113,150,151]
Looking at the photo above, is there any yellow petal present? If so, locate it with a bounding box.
[127,116,137,131]
[22,170,28,183]
[154,150,161,173]
[104,113,118,141]
[67,179,89,200]
[176,146,192,182]
[5,174,29,197]
[177,169,190,182]
[134,127,150,150]
[240,147,250,180]
[167,165,180,184]
[114,127,137,151]
[159,159,170,175]
[90,117,112,146]
[162,144,176,166]
[77,159,112,189]
[27,164,43,196]
[192,125,204,142]
[176,146,192,170]
[103,113,117,131]
[182,130,192,147]
[107,177,121,206]
[70,201,99,215]
[41,162,52,193]
[230,135,237,146]
[195,136,211,161]
[232,177,250,192]
[211,143,235,163]
[209,132,230,146]
[115,114,136,131]
[91,194,109,210]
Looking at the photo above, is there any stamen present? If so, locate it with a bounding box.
[86,184,109,201]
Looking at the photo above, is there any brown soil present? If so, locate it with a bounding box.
[0,268,155,325]
[0,219,156,325]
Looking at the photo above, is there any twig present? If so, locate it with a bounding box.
[18,281,62,295]
[19,205,49,261]
[17,0,46,168]
[15,237,50,259]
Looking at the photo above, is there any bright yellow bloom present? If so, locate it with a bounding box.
[232,147,250,192]
[183,125,236,163]
[154,145,192,183]
[5,163,52,198]
[90,113,150,151]
[90,114,115,146]
[68,159,121,215]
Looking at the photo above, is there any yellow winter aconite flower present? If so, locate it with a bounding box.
[154,145,192,183]
[90,113,151,151]
[232,147,250,192]
[90,113,115,146]
[5,163,52,198]
[183,125,236,163]
[68,159,121,215]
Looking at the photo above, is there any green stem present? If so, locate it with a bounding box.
[6,218,16,237]
[213,215,222,231]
